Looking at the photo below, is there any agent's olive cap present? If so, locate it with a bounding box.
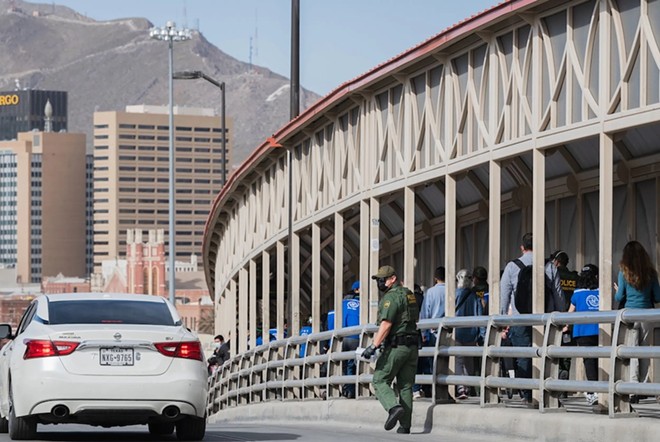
[371,265,396,279]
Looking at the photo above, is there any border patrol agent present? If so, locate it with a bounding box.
[361,265,420,434]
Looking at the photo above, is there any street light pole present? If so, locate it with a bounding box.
[150,22,191,305]
[172,71,226,186]
[289,0,300,336]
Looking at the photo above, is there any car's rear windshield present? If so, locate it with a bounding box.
[47,300,177,326]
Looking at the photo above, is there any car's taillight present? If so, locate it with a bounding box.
[154,341,203,361]
[24,340,79,359]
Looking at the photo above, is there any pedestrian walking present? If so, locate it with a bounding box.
[614,240,660,389]
[361,265,420,434]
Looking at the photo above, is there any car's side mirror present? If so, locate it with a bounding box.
[0,324,13,340]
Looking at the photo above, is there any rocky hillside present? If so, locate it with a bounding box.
[0,0,321,166]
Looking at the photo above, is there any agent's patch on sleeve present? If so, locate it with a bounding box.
[383,300,391,309]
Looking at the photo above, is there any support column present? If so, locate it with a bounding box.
[249,259,257,350]
[489,160,502,315]
[262,250,271,343]
[238,267,248,353]
[657,178,660,272]
[404,187,415,288]
[277,241,285,340]
[576,191,585,271]
[599,133,614,377]
[531,146,545,404]
[291,232,300,337]
[229,279,237,358]
[312,223,321,333]
[335,212,345,330]
[532,148,546,313]
[369,197,380,322]
[445,175,456,316]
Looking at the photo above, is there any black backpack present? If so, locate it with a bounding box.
[512,259,557,313]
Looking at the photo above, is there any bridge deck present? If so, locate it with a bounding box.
[210,395,660,441]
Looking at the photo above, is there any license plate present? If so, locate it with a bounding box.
[100,348,134,366]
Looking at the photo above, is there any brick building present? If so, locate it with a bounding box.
[93,228,212,333]
[42,274,90,294]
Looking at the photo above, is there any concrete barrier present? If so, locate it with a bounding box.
[209,398,660,441]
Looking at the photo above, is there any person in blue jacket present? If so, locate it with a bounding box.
[564,264,599,406]
[299,316,313,358]
[342,281,360,398]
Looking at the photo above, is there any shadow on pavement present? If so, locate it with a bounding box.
[33,428,301,441]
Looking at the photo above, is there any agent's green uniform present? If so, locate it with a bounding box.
[373,283,420,430]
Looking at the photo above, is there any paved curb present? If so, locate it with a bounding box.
[209,398,660,441]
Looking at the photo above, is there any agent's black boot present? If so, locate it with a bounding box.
[384,405,404,431]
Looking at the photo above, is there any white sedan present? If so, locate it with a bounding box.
[0,293,208,440]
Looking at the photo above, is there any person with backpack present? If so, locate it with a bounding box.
[499,232,535,407]
[544,253,568,313]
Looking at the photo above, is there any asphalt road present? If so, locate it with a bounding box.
[0,420,526,441]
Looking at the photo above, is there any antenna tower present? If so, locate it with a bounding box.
[254,8,259,67]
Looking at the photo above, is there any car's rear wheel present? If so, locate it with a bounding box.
[148,421,175,436]
[8,387,36,440]
[176,416,206,441]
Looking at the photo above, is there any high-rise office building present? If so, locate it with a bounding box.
[92,105,231,271]
[0,131,87,283]
[0,90,67,140]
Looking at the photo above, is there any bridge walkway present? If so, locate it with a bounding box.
[210,394,660,441]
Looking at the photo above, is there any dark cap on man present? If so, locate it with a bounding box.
[552,250,569,266]
[580,263,598,277]
[372,265,396,279]
[473,266,487,281]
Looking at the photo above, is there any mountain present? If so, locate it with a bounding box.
[0,0,321,167]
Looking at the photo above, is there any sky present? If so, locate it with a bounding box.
[51,0,498,96]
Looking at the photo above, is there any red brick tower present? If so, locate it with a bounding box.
[126,229,166,296]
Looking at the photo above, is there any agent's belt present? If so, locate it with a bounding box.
[387,334,418,347]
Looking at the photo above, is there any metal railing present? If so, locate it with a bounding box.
[207,308,660,418]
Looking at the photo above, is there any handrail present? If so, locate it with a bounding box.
[207,308,660,418]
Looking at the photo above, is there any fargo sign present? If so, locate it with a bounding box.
[0,94,19,106]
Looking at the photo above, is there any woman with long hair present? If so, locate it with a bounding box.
[614,240,660,384]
